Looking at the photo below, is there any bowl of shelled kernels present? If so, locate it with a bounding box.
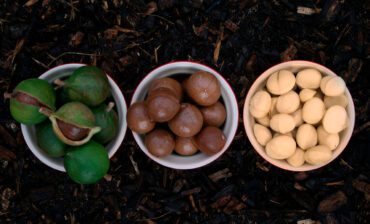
[243,60,355,171]
[127,61,238,169]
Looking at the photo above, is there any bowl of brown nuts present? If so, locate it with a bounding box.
[243,60,355,171]
[128,61,238,169]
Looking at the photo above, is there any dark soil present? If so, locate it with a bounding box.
[1,0,370,223]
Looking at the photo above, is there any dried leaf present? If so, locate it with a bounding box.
[145,2,158,15]
[69,31,85,46]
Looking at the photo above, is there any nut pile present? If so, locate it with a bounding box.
[127,71,227,157]
[6,66,118,184]
[250,68,349,167]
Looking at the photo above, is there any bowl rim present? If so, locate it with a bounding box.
[243,60,355,172]
[130,60,239,169]
[20,63,128,172]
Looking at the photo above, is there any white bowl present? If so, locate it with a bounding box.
[21,63,128,172]
[243,60,355,171]
[131,61,239,169]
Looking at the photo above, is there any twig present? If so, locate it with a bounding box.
[32,58,49,69]
[47,52,102,67]
[135,211,172,222]
[138,13,175,25]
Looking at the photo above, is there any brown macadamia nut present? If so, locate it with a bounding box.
[127,102,155,134]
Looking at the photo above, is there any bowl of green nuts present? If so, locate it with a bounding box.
[7,63,127,184]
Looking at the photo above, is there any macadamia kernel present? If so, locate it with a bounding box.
[250,90,272,118]
[253,124,272,146]
[291,109,303,127]
[270,114,295,134]
[256,116,270,127]
[296,124,318,150]
[299,89,316,102]
[276,91,300,113]
[296,69,322,89]
[265,135,296,160]
[287,148,305,167]
[302,97,325,124]
[317,126,340,150]
[322,105,347,134]
[269,97,278,117]
[266,70,295,95]
[320,76,346,97]
[324,94,348,108]
[304,145,332,165]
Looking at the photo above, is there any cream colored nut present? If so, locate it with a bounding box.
[249,90,272,118]
[296,124,318,150]
[265,135,296,160]
[266,70,296,95]
[302,97,325,124]
[270,114,295,134]
[276,91,300,113]
[253,124,272,146]
[287,148,305,167]
[296,68,322,89]
[269,97,278,117]
[299,89,316,102]
[322,105,347,134]
[291,109,303,127]
[317,126,340,150]
[256,116,270,127]
[304,145,332,165]
[324,94,348,108]
[273,132,293,138]
[320,76,346,97]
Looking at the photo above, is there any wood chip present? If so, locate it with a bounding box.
[208,168,232,182]
[145,2,158,15]
[213,26,224,64]
[297,7,321,15]
[353,179,370,195]
[0,124,17,148]
[69,31,85,46]
[317,191,348,213]
[24,0,39,7]
[0,145,16,160]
